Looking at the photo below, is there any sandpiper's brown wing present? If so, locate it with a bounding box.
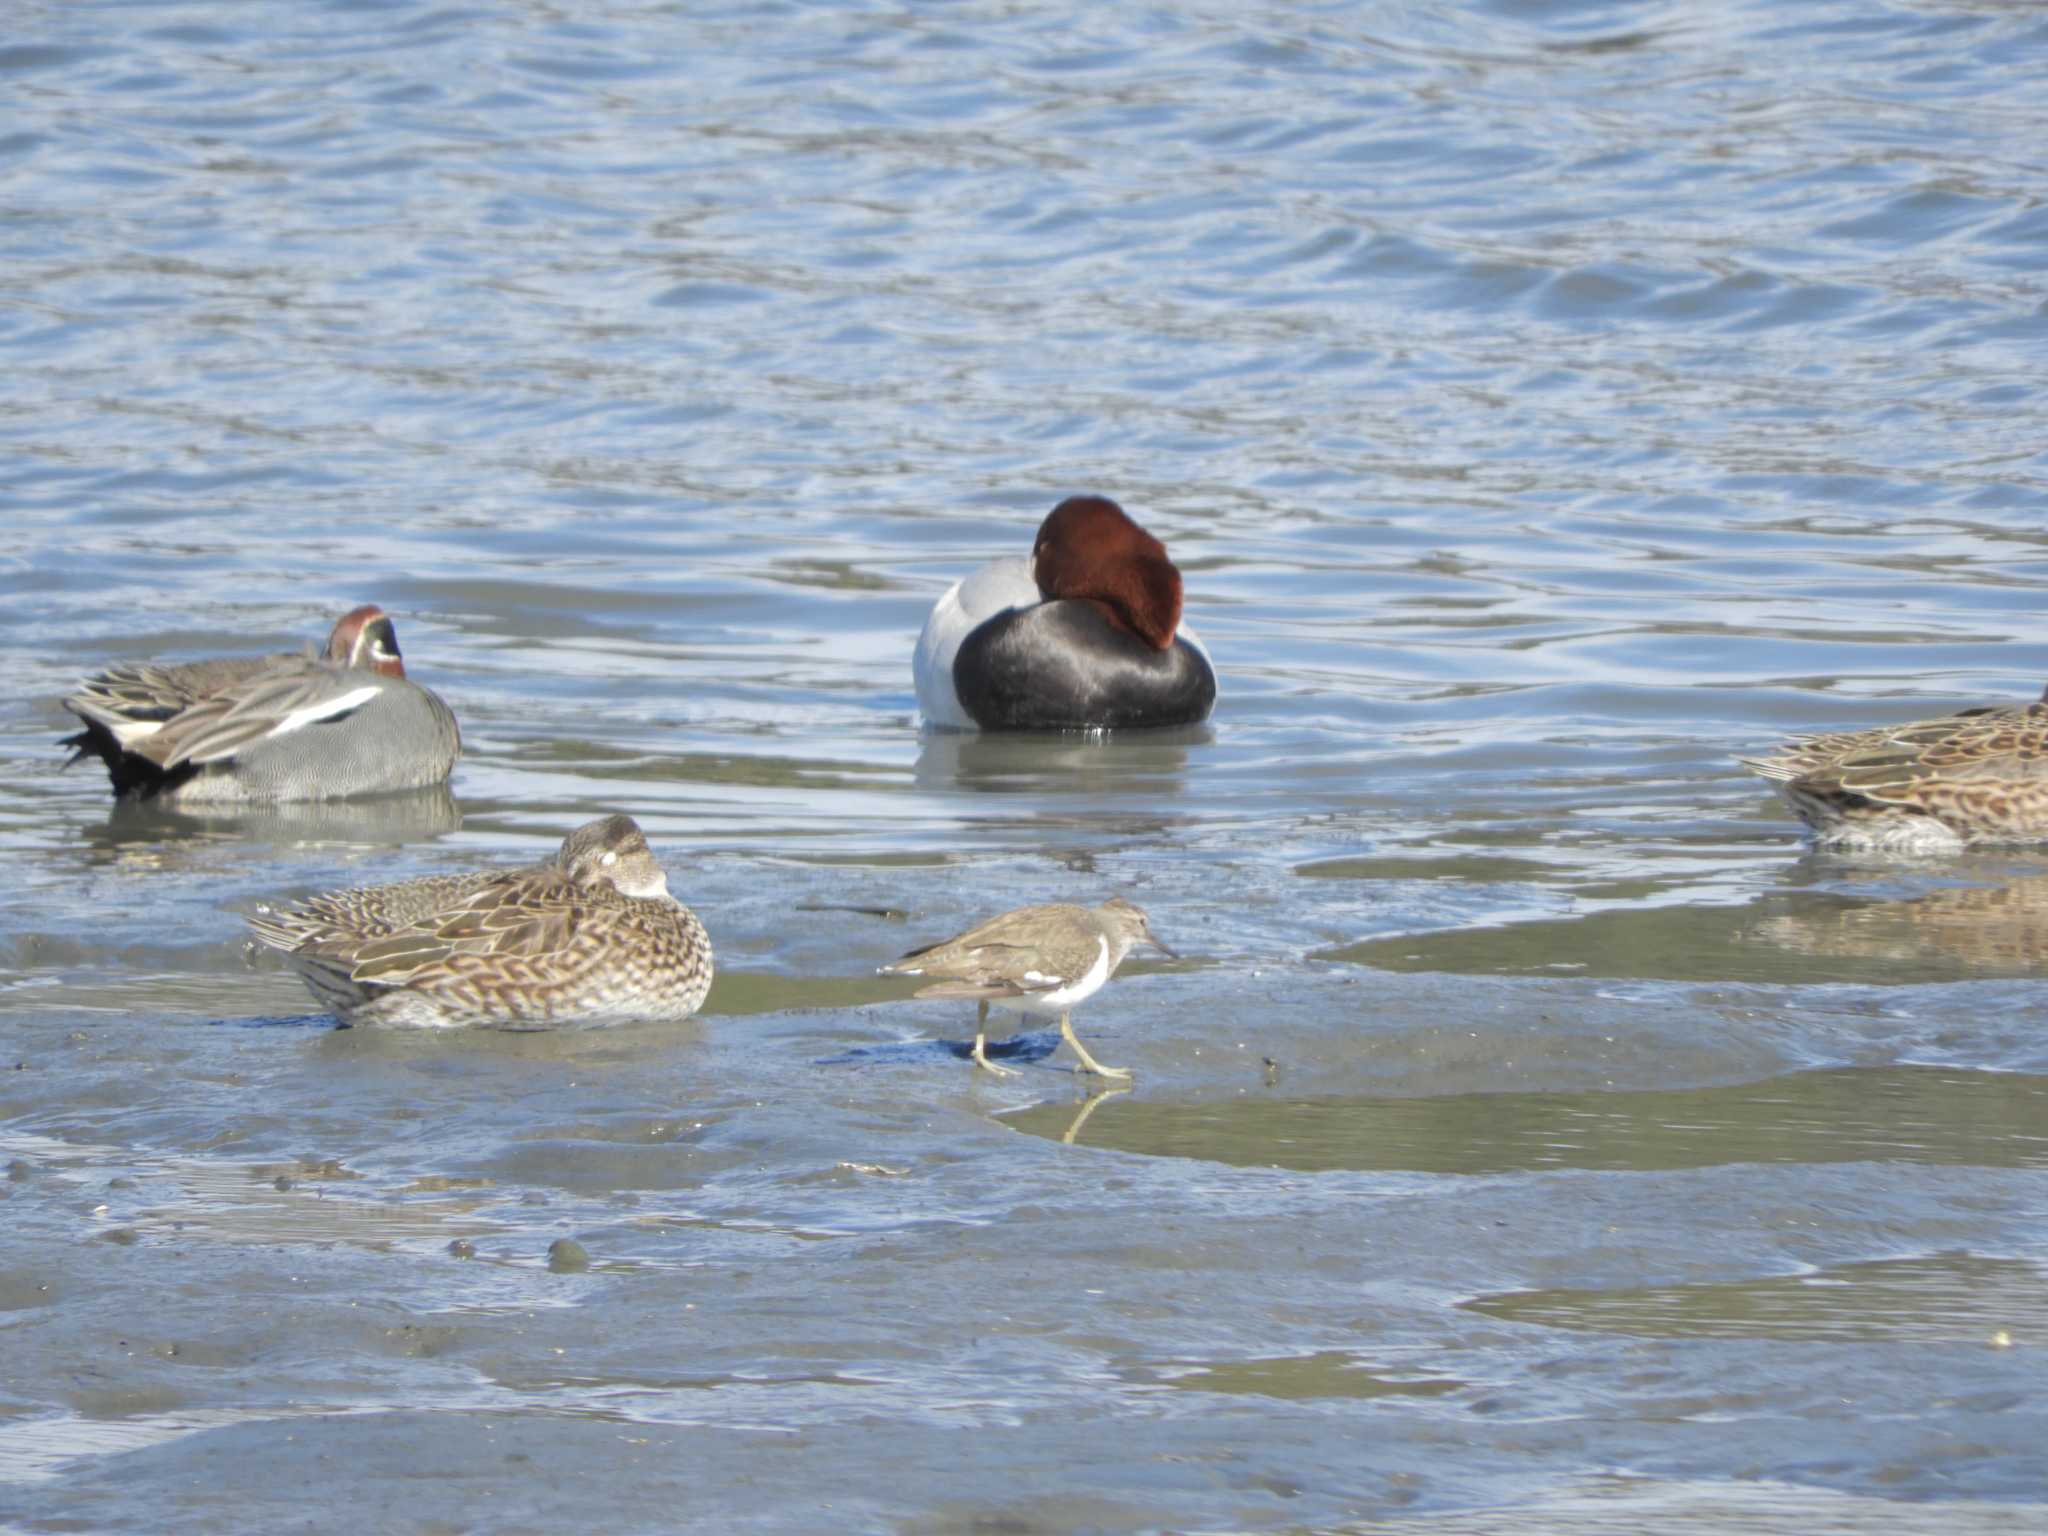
[882,903,1101,999]
[904,971,1048,1002]
[884,903,1068,965]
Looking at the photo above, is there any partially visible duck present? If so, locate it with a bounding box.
[62,605,460,802]
[1741,689,2048,852]
[877,896,1172,1077]
[913,496,1217,731]
[249,813,713,1028]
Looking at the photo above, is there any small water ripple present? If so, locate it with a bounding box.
[5,0,2048,1529]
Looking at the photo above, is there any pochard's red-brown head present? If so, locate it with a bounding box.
[1030,495,1183,651]
[325,605,406,678]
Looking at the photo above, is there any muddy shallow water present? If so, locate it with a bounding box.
[4,0,2048,1530]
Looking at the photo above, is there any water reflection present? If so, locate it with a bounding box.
[85,785,464,863]
[1122,1350,1464,1402]
[1325,860,2048,987]
[911,725,1208,796]
[1750,871,2048,975]
[1005,1066,2048,1174]
[1059,1083,1131,1145]
[1467,1251,2047,1344]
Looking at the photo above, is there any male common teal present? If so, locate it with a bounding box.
[878,896,1171,1077]
[1743,692,2048,852]
[913,497,1217,732]
[250,814,713,1028]
[63,605,460,802]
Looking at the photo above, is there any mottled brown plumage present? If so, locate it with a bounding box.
[1742,696,2048,851]
[250,814,712,1028]
[878,897,1170,1077]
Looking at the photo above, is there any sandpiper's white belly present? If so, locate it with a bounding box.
[994,935,1110,1019]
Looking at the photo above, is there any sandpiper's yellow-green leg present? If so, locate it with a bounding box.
[971,1033,1020,1077]
[1060,1012,1131,1079]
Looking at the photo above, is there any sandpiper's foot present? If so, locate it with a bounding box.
[971,1033,1020,1078]
[1060,1015,1132,1080]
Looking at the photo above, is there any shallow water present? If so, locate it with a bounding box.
[3,0,2047,1530]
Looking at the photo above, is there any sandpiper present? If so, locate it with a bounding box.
[249,814,713,1028]
[1741,689,2048,852]
[63,605,460,802]
[878,896,1171,1077]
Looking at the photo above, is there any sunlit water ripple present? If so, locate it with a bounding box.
[1,0,2045,1530]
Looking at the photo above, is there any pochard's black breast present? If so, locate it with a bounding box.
[951,600,1216,731]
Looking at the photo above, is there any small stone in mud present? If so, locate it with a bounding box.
[547,1238,590,1273]
[447,1239,477,1260]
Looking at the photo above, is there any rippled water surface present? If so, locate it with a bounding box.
[3,0,2046,1529]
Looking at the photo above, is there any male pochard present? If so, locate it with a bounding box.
[913,496,1217,731]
